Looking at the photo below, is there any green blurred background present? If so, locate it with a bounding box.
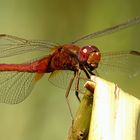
[0,0,139,140]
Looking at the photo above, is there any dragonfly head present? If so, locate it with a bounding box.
[78,45,101,70]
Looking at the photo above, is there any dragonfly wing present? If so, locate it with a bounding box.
[0,71,37,104]
[97,51,140,77]
[72,16,140,43]
[0,34,57,58]
[48,70,87,93]
[48,70,75,90]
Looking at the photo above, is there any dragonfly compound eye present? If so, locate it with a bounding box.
[78,45,100,63]
[87,51,101,68]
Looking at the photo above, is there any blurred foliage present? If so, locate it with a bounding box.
[0,0,139,140]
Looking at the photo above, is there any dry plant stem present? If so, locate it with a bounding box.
[67,90,94,140]
[88,76,140,140]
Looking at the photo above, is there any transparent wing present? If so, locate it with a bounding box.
[72,16,140,43]
[48,70,87,92]
[0,34,58,58]
[97,51,140,77]
[0,71,36,104]
[48,70,75,90]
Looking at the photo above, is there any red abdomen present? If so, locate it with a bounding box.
[0,56,51,73]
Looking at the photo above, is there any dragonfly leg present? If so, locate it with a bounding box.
[75,69,81,102]
[65,72,76,120]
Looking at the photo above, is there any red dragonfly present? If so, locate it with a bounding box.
[0,16,140,104]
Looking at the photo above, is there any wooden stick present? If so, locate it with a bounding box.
[67,89,93,140]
